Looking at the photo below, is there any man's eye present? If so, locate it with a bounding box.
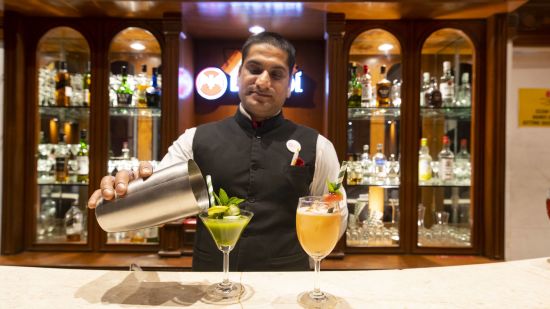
[248,67,263,74]
[271,72,284,80]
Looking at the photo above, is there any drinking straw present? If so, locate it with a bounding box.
[205,175,215,207]
[337,161,348,186]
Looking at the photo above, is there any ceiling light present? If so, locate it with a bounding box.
[249,25,265,34]
[130,42,146,51]
[378,43,394,52]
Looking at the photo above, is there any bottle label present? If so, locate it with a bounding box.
[419,160,432,180]
[77,156,89,175]
[439,158,454,181]
[440,82,454,100]
[377,85,391,99]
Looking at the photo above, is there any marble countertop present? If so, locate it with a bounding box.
[1,257,549,308]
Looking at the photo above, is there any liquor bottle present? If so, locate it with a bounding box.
[438,136,455,183]
[390,79,402,107]
[456,72,471,107]
[121,141,130,160]
[115,66,133,106]
[146,67,161,108]
[418,137,433,182]
[439,61,455,107]
[546,189,550,221]
[372,143,387,182]
[136,64,148,107]
[55,132,68,183]
[420,72,430,107]
[376,65,392,107]
[38,189,57,238]
[454,138,471,183]
[386,153,400,184]
[76,129,89,183]
[82,61,91,107]
[360,144,373,183]
[64,201,83,241]
[55,61,72,107]
[425,77,442,108]
[144,227,159,243]
[347,63,361,108]
[360,65,373,107]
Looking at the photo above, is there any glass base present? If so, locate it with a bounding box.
[297,290,337,309]
[201,281,245,304]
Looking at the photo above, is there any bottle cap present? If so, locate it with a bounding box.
[442,135,450,144]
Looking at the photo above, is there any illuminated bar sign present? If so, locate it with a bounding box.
[518,88,550,127]
[196,64,304,101]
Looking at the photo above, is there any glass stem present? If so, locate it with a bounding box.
[312,258,323,298]
[222,248,230,286]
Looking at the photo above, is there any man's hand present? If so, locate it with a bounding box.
[87,161,153,209]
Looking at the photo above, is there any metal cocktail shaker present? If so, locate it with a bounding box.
[95,160,210,232]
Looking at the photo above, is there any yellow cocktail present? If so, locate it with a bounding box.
[296,196,342,307]
[296,209,340,259]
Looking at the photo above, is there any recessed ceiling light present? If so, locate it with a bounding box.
[249,25,265,34]
[130,42,146,51]
[378,43,394,52]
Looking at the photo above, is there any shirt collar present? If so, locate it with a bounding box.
[235,103,285,135]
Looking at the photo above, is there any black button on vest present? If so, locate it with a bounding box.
[192,110,318,271]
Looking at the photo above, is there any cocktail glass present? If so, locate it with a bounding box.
[198,210,253,301]
[296,196,341,308]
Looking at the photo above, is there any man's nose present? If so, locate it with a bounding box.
[255,70,270,89]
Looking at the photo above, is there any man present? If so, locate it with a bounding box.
[88,32,347,271]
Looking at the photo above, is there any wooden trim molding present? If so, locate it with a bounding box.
[324,13,346,161]
[483,14,507,259]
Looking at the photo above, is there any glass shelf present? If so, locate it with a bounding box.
[39,106,90,120]
[348,107,400,120]
[346,183,400,188]
[109,106,161,117]
[37,181,88,186]
[420,106,471,119]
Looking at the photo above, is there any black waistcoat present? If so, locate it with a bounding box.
[192,110,318,271]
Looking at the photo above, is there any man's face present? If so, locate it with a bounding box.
[238,43,291,121]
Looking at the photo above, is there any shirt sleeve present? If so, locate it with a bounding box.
[156,127,196,171]
[311,134,349,239]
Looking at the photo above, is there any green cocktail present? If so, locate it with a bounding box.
[200,214,252,249]
[198,209,253,302]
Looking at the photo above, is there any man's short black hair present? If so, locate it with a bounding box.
[241,32,296,77]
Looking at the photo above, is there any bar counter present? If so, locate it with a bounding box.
[1,258,549,308]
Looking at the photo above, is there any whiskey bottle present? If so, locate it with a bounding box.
[425,77,442,108]
[376,65,392,107]
[76,129,89,183]
[136,64,148,107]
[82,61,91,107]
[55,61,72,107]
[438,135,455,183]
[420,72,430,107]
[116,66,133,106]
[439,61,455,107]
[55,132,68,183]
[418,138,433,182]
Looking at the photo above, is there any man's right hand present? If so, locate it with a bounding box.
[87,161,153,209]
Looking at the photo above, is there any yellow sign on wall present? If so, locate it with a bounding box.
[518,88,550,127]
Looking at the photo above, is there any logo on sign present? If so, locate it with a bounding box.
[195,67,228,100]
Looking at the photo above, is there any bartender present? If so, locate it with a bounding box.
[88,31,347,271]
